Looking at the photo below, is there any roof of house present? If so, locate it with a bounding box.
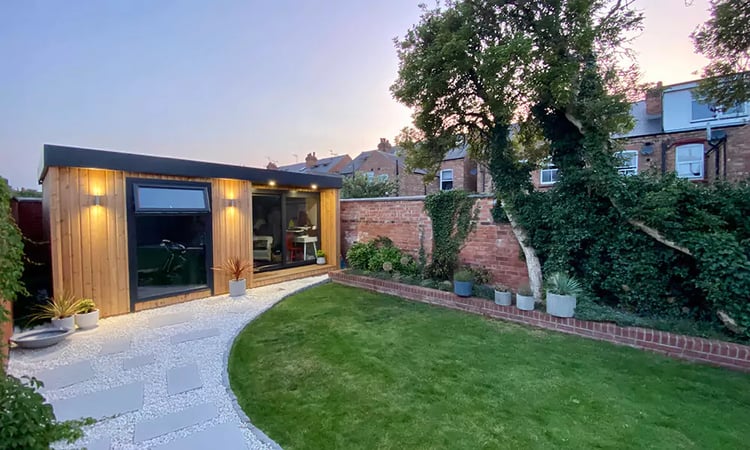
[277,154,350,175]
[443,144,469,161]
[38,144,342,189]
[618,101,663,138]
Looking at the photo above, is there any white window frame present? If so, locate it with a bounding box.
[365,171,375,182]
[675,144,705,179]
[377,173,389,182]
[615,150,638,176]
[440,169,454,191]
[540,163,558,185]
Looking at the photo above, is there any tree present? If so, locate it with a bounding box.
[11,188,42,198]
[392,0,640,299]
[341,172,399,199]
[692,0,750,107]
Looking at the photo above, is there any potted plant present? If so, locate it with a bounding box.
[32,292,82,331]
[453,269,474,297]
[316,249,326,265]
[74,298,99,330]
[546,272,582,318]
[213,257,252,297]
[493,284,512,306]
[516,284,535,311]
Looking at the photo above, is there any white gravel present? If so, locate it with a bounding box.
[8,275,329,449]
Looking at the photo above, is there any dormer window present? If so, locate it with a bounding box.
[691,96,746,121]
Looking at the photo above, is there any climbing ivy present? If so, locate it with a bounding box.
[0,177,26,346]
[423,190,478,280]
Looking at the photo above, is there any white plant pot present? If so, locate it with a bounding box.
[229,279,247,297]
[494,291,512,306]
[316,257,326,265]
[75,310,100,330]
[546,292,577,318]
[51,316,76,331]
[516,294,535,311]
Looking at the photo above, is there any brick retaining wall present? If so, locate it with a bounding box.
[330,271,750,373]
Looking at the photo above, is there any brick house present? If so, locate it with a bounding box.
[274,152,352,175]
[531,78,750,188]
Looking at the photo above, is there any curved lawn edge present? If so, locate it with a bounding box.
[222,277,331,450]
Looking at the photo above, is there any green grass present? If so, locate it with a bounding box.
[228,283,750,450]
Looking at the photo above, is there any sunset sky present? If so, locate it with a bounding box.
[1,0,712,189]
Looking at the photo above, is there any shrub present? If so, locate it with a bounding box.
[346,242,377,270]
[453,269,474,282]
[546,272,582,296]
[517,284,533,296]
[0,375,94,449]
[77,299,97,314]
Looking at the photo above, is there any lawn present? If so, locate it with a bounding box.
[228,283,750,449]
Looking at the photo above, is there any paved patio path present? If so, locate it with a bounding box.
[8,275,329,449]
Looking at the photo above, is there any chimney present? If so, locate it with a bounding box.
[305,152,318,168]
[266,161,278,170]
[377,138,392,152]
[646,82,663,116]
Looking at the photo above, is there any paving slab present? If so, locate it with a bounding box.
[170,328,220,344]
[150,422,247,450]
[123,353,156,370]
[83,437,112,450]
[167,363,202,395]
[134,403,218,443]
[52,381,145,421]
[99,337,131,355]
[38,360,94,390]
[149,312,192,328]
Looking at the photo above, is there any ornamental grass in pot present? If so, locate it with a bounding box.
[453,269,474,297]
[545,272,582,318]
[516,284,535,311]
[74,298,99,330]
[214,257,252,297]
[494,283,512,306]
[32,292,82,331]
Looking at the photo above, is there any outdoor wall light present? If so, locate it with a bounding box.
[268,180,277,187]
[226,199,237,207]
[311,184,318,190]
[92,195,103,206]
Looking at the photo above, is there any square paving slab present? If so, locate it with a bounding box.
[38,360,94,390]
[99,337,131,355]
[169,328,220,344]
[134,403,218,443]
[150,422,247,450]
[83,437,111,450]
[167,363,202,395]
[149,312,193,328]
[52,381,145,421]
[123,353,156,370]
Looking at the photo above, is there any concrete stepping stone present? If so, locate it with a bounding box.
[167,363,202,395]
[134,403,218,443]
[99,337,131,355]
[123,353,156,370]
[52,381,145,421]
[150,422,247,450]
[83,437,111,450]
[38,360,94,390]
[149,312,192,328]
[170,328,220,344]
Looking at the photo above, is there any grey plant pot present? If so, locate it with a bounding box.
[453,280,473,297]
[546,292,577,318]
[516,294,535,311]
[494,291,512,306]
[75,310,99,330]
[316,257,326,265]
[51,316,76,331]
[229,279,247,297]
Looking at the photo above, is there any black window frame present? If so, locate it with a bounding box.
[126,178,214,308]
[134,184,211,213]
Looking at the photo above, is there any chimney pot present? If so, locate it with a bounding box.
[305,152,318,168]
[646,81,663,116]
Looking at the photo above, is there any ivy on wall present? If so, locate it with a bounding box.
[423,190,478,280]
[0,177,26,332]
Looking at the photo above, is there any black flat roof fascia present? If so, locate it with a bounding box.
[39,144,342,189]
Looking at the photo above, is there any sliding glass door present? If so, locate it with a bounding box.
[252,190,321,272]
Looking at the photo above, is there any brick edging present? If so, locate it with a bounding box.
[329,271,750,373]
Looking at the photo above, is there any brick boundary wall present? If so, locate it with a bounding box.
[329,271,750,373]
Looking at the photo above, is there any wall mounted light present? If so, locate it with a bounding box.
[226,199,237,207]
[311,183,318,190]
[268,180,276,187]
[92,195,102,206]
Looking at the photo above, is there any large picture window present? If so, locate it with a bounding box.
[252,190,321,272]
[127,180,212,302]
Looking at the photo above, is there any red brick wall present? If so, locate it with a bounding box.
[341,197,529,288]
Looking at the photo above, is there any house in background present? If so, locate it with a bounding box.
[531,77,750,188]
[273,152,352,176]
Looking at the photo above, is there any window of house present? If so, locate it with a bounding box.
[675,144,704,179]
[691,97,746,121]
[366,171,375,182]
[540,164,558,185]
[377,173,389,182]
[440,169,454,190]
[615,150,638,176]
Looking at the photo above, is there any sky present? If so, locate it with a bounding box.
[0,0,712,189]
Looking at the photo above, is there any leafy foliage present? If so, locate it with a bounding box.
[341,172,399,199]
[213,257,252,281]
[345,237,420,277]
[31,291,83,321]
[0,375,94,449]
[453,269,474,282]
[77,299,97,314]
[423,190,478,280]
[0,177,26,327]
[545,272,582,296]
[692,0,750,107]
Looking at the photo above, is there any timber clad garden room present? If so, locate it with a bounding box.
[39,144,341,317]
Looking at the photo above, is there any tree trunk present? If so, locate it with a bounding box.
[504,206,544,301]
